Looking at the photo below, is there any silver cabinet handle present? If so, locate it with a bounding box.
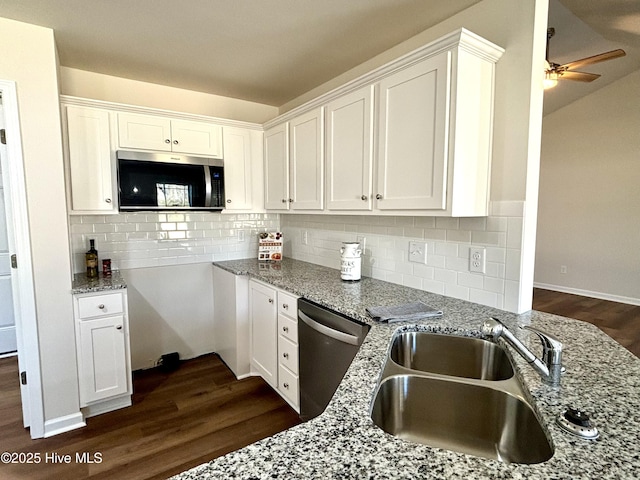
[116,325,122,330]
[105,198,112,203]
[98,304,105,309]
[376,194,383,200]
[283,352,289,359]
[283,382,289,389]
[361,195,367,201]
[283,326,289,333]
[165,139,171,143]
[268,298,274,304]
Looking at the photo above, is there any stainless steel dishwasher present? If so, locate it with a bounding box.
[298,299,370,421]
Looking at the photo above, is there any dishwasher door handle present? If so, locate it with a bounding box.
[298,310,360,346]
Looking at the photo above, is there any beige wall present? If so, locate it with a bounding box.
[60,67,278,124]
[0,18,78,424]
[279,0,549,312]
[535,69,640,303]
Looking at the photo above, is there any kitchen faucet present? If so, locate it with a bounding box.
[481,317,563,386]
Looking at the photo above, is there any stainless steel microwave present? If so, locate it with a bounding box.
[116,150,224,211]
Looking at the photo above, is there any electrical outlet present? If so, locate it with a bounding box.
[409,241,427,264]
[237,230,245,242]
[302,230,308,245]
[469,247,486,273]
[356,235,366,253]
[560,265,567,274]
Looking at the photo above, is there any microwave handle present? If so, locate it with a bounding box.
[204,166,212,207]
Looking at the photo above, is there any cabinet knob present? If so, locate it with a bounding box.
[173,140,179,144]
[165,139,171,144]
[116,325,123,330]
[281,199,287,203]
[227,199,232,203]
[288,198,293,203]
[105,198,112,204]
[376,194,383,200]
[283,352,289,359]
[283,382,289,389]
[361,195,367,201]
[283,326,289,333]
[98,304,105,309]
[268,298,274,304]
[282,303,288,310]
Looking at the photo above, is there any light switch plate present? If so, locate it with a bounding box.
[409,241,427,264]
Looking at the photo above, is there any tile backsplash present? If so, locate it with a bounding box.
[69,212,278,273]
[281,201,524,311]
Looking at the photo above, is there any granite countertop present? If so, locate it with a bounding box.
[71,270,127,294]
[174,258,640,479]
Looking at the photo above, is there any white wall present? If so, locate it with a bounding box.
[535,69,640,304]
[60,67,278,124]
[0,18,79,426]
[122,263,216,370]
[280,0,549,313]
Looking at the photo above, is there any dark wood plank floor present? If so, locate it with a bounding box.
[0,289,637,479]
[0,354,301,480]
[532,288,640,358]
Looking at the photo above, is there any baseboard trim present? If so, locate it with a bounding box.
[43,412,86,438]
[534,283,640,306]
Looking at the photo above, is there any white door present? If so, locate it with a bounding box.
[117,112,172,151]
[0,124,16,355]
[376,52,450,210]
[326,86,374,211]
[289,108,324,210]
[170,119,222,158]
[222,127,253,211]
[264,123,290,210]
[249,280,278,388]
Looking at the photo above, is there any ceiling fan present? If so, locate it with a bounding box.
[544,27,626,88]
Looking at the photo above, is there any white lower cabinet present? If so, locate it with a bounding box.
[73,289,132,417]
[249,279,299,411]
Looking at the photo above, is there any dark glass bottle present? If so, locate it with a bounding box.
[86,239,98,278]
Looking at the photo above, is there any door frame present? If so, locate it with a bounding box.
[0,79,45,438]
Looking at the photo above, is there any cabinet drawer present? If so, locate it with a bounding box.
[278,364,299,406]
[278,313,298,344]
[278,335,299,375]
[78,292,124,319]
[278,292,297,318]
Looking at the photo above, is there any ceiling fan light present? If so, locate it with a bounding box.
[544,71,559,89]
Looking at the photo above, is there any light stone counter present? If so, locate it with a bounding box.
[71,270,127,294]
[172,258,640,479]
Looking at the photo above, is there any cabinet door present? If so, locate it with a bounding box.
[65,105,117,213]
[264,123,290,210]
[376,52,449,210]
[326,87,374,211]
[249,281,278,388]
[222,127,253,211]
[170,119,222,158]
[78,315,128,405]
[117,112,172,151]
[289,108,324,210]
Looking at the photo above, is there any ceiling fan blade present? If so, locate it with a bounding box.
[560,70,601,82]
[560,49,626,70]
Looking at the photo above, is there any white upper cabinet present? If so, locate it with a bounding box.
[264,123,290,210]
[326,86,374,211]
[375,52,449,211]
[64,105,118,214]
[223,127,264,212]
[289,108,324,210]
[117,112,223,158]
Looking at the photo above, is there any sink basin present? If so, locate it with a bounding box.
[390,331,514,380]
[370,374,553,464]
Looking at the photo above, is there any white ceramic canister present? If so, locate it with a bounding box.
[340,242,362,281]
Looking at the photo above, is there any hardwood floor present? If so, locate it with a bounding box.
[0,354,301,480]
[532,288,640,358]
[0,290,637,479]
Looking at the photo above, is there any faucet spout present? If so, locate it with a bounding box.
[481,317,563,386]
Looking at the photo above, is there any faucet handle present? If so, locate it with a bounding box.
[521,325,563,364]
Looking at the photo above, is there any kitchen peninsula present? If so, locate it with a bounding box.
[175,258,639,479]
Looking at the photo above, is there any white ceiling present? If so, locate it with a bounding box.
[0,0,638,112]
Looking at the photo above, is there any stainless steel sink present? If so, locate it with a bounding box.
[390,331,514,380]
[370,330,554,464]
[370,374,553,464]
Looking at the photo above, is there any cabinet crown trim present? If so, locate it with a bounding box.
[60,95,263,131]
[264,28,504,129]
